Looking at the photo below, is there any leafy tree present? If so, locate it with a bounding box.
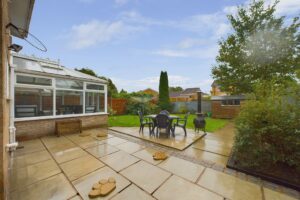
[169,86,183,92]
[75,67,97,77]
[75,68,118,97]
[158,71,171,110]
[212,0,300,94]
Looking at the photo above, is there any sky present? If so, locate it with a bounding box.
[14,0,300,93]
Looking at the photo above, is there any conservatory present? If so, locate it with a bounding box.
[12,53,108,139]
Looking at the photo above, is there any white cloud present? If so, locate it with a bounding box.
[68,20,144,49]
[153,44,218,59]
[223,5,239,15]
[224,0,300,17]
[178,38,209,49]
[268,0,300,15]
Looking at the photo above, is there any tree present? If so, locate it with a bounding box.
[169,86,183,92]
[75,68,118,97]
[158,71,171,110]
[212,0,300,94]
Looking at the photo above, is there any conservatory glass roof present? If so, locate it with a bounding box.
[12,53,107,84]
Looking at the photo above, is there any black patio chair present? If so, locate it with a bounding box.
[155,114,172,136]
[138,110,153,134]
[159,110,170,116]
[173,112,190,136]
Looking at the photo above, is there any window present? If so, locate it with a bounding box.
[56,79,83,90]
[85,92,105,113]
[16,75,52,86]
[15,88,53,118]
[15,74,107,119]
[221,99,240,106]
[56,90,83,115]
[86,84,104,90]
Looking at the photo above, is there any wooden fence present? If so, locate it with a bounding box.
[108,98,127,115]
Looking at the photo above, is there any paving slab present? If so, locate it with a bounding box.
[111,184,155,200]
[264,188,298,200]
[9,159,61,191]
[116,141,144,154]
[154,175,223,200]
[72,166,130,200]
[120,160,171,194]
[86,143,119,158]
[100,151,139,172]
[133,148,164,165]
[13,139,46,156]
[10,173,76,200]
[51,146,88,164]
[197,168,262,200]
[60,154,105,181]
[9,150,51,169]
[158,156,205,182]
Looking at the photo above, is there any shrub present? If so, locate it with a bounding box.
[233,82,300,171]
[126,99,159,115]
[178,104,188,114]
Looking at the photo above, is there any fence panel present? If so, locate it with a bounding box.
[172,100,211,113]
[108,98,127,115]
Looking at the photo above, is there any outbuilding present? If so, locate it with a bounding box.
[211,95,246,119]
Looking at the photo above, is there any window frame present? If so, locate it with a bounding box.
[221,99,241,106]
[14,73,107,121]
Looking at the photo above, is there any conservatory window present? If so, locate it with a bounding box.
[56,79,83,90]
[85,92,105,113]
[15,87,53,118]
[56,90,83,115]
[16,75,52,86]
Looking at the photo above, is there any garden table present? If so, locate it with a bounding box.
[146,114,179,136]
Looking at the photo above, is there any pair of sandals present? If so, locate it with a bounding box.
[88,177,116,198]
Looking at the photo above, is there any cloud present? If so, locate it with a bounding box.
[268,0,300,16]
[224,0,300,17]
[153,44,218,59]
[178,38,209,49]
[223,5,239,15]
[68,20,144,49]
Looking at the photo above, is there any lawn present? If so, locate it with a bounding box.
[108,114,229,132]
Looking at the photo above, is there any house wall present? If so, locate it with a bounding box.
[15,114,108,141]
[211,101,244,119]
[211,86,227,96]
[0,0,10,198]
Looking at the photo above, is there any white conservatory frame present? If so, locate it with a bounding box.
[14,72,108,122]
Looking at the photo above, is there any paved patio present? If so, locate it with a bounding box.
[8,127,300,200]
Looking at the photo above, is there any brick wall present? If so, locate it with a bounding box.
[15,114,108,141]
[0,0,10,198]
[212,101,243,119]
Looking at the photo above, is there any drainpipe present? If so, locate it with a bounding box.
[6,52,18,151]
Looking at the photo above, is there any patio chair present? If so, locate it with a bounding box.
[155,114,172,136]
[173,112,190,136]
[159,110,170,116]
[138,110,153,134]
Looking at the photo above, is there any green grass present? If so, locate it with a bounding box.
[108,114,229,132]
